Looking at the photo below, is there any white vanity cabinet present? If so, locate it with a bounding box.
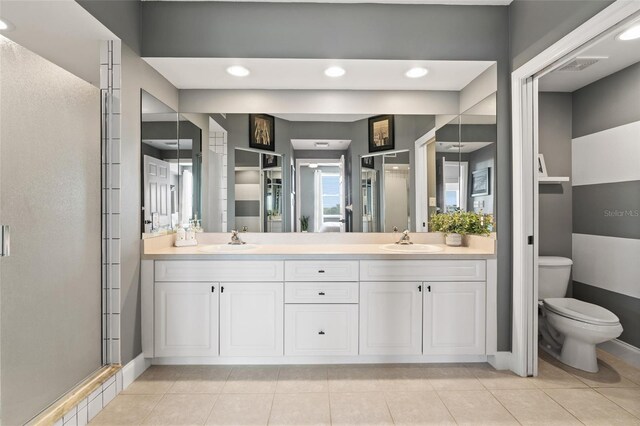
[142,256,496,363]
[154,281,219,357]
[219,282,284,357]
[359,282,423,355]
[423,282,486,355]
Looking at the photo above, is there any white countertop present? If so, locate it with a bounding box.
[143,243,495,260]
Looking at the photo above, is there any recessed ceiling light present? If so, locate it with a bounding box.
[405,67,429,78]
[315,142,330,148]
[308,163,318,168]
[324,66,346,78]
[0,18,14,31]
[618,24,640,41]
[226,65,250,77]
[392,166,399,170]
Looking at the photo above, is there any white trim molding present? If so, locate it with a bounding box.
[510,0,640,377]
[122,353,152,390]
[599,339,640,370]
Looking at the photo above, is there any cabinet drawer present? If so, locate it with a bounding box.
[285,261,359,282]
[360,260,485,282]
[285,304,358,356]
[155,260,284,282]
[285,282,359,304]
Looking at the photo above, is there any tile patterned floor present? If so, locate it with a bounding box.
[91,349,640,425]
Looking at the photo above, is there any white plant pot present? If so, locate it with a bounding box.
[445,233,463,247]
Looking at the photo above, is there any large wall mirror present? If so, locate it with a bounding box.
[141,68,497,234]
[140,90,203,233]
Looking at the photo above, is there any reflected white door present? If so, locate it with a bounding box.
[339,155,346,232]
[143,155,172,232]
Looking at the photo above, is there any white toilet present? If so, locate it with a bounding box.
[538,256,623,373]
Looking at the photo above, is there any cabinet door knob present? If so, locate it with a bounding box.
[318,291,325,296]
[318,331,325,335]
[211,285,215,293]
[221,286,224,293]
[427,285,431,292]
[418,285,422,292]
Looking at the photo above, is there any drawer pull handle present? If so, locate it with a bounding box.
[318,331,325,335]
[318,270,325,273]
[318,291,325,296]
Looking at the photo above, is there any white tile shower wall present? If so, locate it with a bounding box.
[54,369,124,426]
[100,40,122,366]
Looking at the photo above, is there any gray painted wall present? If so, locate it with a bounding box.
[76,0,142,55]
[509,0,613,70]
[538,93,573,262]
[141,2,508,60]
[139,1,512,350]
[570,62,640,348]
[573,62,640,138]
[1,38,101,425]
[120,44,179,365]
[221,114,294,231]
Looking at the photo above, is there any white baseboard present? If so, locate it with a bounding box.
[122,353,151,390]
[598,339,640,369]
[487,352,511,371]
[151,354,488,365]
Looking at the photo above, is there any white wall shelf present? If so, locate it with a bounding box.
[538,176,570,184]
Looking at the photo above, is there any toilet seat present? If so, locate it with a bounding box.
[544,298,620,326]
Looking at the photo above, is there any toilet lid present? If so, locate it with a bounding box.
[544,298,620,326]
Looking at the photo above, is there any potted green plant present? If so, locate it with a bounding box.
[299,215,310,232]
[429,210,493,246]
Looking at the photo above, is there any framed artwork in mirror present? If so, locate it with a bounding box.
[471,167,490,197]
[262,153,278,168]
[537,153,548,177]
[368,115,395,153]
[361,156,375,169]
[249,113,275,151]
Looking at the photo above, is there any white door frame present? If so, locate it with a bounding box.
[414,128,436,232]
[510,0,640,377]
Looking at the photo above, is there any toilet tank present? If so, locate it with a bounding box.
[538,256,573,300]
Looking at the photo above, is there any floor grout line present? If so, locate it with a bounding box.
[592,387,640,420]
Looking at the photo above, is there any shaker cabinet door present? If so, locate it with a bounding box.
[423,282,485,355]
[219,282,284,357]
[154,282,219,357]
[359,281,423,355]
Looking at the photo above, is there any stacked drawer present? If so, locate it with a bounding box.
[284,261,359,356]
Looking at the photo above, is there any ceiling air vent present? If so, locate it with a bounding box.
[557,56,606,72]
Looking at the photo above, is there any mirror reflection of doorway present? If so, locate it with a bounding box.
[295,158,346,233]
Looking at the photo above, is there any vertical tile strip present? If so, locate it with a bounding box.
[100,40,122,366]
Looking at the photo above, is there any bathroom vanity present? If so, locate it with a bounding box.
[141,233,497,365]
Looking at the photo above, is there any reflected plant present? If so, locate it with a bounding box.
[300,216,310,232]
[429,210,493,236]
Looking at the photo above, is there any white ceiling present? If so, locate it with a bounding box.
[143,58,494,91]
[0,0,116,86]
[143,0,512,4]
[274,113,373,122]
[291,139,352,150]
[435,141,493,153]
[143,139,193,150]
[540,19,640,92]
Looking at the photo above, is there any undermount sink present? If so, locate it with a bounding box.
[379,243,443,253]
[199,243,259,253]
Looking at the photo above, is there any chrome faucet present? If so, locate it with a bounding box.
[229,230,246,245]
[395,229,413,245]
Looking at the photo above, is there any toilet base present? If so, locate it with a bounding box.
[560,336,599,373]
[539,336,599,373]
